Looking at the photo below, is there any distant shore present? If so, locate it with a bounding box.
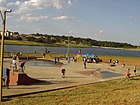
[2,40,140,50]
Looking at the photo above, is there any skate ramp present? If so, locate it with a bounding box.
[45,54,54,60]
[10,71,43,85]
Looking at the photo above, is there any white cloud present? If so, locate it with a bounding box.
[98,30,103,34]
[7,1,21,7]
[68,0,72,6]
[68,31,73,34]
[20,14,48,22]
[53,16,74,21]
[5,0,73,15]
[128,16,135,19]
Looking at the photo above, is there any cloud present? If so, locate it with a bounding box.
[128,16,136,19]
[7,1,21,7]
[53,16,74,21]
[20,14,48,22]
[98,30,104,34]
[68,0,72,6]
[0,0,8,10]
[4,0,73,14]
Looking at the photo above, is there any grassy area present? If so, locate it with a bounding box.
[2,40,90,48]
[1,77,140,105]
[99,55,140,67]
[4,40,60,47]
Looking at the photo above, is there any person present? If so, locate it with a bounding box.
[68,57,70,63]
[61,67,66,78]
[78,49,82,54]
[57,57,60,62]
[134,66,137,75]
[43,53,46,58]
[5,68,10,89]
[45,48,48,53]
[83,58,87,69]
[12,56,17,71]
[122,62,125,68]
[126,68,131,78]
[55,57,57,64]
[109,59,112,63]
[20,62,26,73]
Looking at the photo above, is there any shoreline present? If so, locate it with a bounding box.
[2,40,140,50]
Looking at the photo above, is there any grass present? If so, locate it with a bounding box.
[99,55,140,67]
[3,40,90,48]
[1,77,140,105]
[4,40,60,47]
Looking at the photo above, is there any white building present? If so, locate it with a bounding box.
[0,30,13,38]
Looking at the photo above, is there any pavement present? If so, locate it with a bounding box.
[2,58,139,98]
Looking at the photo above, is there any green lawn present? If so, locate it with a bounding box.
[2,40,90,48]
[1,76,140,105]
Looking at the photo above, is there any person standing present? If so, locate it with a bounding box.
[134,66,137,75]
[83,58,87,69]
[109,59,112,63]
[61,67,66,78]
[43,53,46,58]
[5,68,10,89]
[12,56,17,71]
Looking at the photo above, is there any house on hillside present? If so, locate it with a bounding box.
[0,30,12,38]
[0,30,19,39]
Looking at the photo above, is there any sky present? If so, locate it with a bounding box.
[0,0,140,46]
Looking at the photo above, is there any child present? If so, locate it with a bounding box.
[126,68,131,78]
[61,67,66,78]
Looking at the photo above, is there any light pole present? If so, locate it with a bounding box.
[0,9,12,101]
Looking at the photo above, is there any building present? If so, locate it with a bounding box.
[0,30,13,37]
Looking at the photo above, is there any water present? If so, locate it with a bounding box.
[4,45,140,57]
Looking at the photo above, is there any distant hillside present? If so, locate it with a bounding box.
[1,33,140,49]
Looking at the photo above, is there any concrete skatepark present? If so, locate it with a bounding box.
[2,57,138,98]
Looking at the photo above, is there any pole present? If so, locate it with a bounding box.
[0,10,11,101]
[0,11,6,102]
[66,36,70,57]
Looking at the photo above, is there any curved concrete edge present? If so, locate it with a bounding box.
[3,76,124,98]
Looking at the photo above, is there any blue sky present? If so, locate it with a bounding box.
[0,0,140,45]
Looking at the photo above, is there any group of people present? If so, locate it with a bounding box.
[109,59,119,64]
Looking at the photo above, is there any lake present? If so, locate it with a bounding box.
[4,45,140,57]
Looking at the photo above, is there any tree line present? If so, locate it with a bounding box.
[2,33,139,49]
